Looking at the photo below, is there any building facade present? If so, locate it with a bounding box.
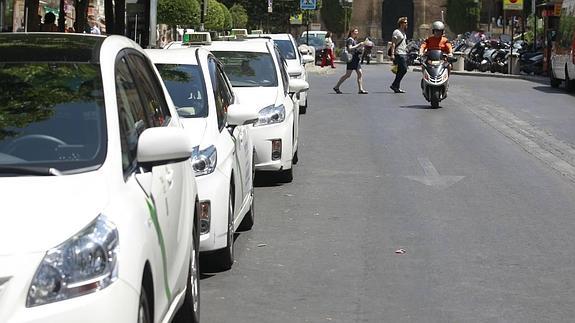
[351,0,448,41]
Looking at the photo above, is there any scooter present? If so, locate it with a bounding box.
[419,50,455,108]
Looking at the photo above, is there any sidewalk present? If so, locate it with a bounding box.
[308,60,549,84]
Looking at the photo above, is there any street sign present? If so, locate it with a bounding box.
[301,0,316,10]
[290,14,303,25]
[503,0,523,11]
[340,0,353,8]
[268,0,273,13]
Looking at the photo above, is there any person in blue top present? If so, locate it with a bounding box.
[333,27,368,94]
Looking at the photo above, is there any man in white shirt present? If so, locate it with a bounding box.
[390,16,408,93]
[88,16,101,35]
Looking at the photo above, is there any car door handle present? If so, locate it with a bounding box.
[165,168,174,190]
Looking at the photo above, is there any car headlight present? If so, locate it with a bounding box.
[192,145,217,176]
[27,215,119,307]
[254,104,285,127]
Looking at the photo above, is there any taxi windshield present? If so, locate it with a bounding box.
[155,64,208,118]
[0,62,107,174]
[211,51,278,87]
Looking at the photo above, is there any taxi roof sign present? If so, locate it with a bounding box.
[231,29,248,36]
[183,32,212,45]
[251,30,264,35]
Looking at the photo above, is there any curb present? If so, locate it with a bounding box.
[412,67,548,83]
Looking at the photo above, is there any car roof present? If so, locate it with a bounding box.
[203,39,272,53]
[258,33,294,41]
[0,33,106,63]
[144,47,203,65]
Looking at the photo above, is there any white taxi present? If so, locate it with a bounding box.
[0,33,200,323]
[146,47,259,270]
[201,38,309,182]
[259,33,314,114]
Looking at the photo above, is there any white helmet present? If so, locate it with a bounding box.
[432,21,445,32]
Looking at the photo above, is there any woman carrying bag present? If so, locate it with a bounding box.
[333,27,368,94]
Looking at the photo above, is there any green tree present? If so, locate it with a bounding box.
[320,0,351,34]
[157,0,200,28]
[446,0,481,34]
[220,3,233,31]
[205,0,224,31]
[229,4,248,29]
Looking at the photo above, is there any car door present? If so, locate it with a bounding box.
[217,62,252,204]
[123,51,187,303]
[206,57,239,206]
[274,46,299,154]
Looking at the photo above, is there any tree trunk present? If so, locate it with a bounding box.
[105,0,115,34]
[24,0,40,32]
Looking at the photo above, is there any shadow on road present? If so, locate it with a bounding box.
[401,104,441,110]
[254,172,289,187]
[532,86,575,96]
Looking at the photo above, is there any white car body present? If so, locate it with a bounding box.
[201,39,309,181]
[146,47,258,270]
[261,33,314,113]
[0,33,200,323]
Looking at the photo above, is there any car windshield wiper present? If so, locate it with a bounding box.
[0,166,62,176]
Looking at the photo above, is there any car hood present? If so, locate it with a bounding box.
[180,118,208,147]
[233,87,280,110]
[0,173,109,255]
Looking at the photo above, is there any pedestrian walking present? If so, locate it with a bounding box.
[390,17,408,93]
[39,12,58,32]
[321,31,336,68]
[333,27,368,94]
[361,37,374,64]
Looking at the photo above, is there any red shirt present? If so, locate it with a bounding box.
[420,36,452,54]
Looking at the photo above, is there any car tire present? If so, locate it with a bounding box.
[566,67,575,92]
[215,186,234,270]
[550,69,561,88]
[173,209,200,323]
[278,167,293,183]
[300,99,307,115]
[137,285,152,323]
[292,149,299,165]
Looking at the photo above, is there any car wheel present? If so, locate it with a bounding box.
[174,210,200,323]
[137,285,152,323]
[550,69,561,88]
[278,167,293,183]
[300,99,307,115]
[215,186,234,270]
[292,149,299,165]
[566,67,575,92]
[239,155,255,231]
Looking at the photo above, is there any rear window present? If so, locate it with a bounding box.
[155,64,208,118]
[212,51,278,87]
[274,40,297,60]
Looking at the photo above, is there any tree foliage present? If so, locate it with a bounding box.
[445,0,480,34]
[229,4,248,29]
[320,0,351,34]
[220,3,233,31]
[157,0,200,28]
[205,0,224,31]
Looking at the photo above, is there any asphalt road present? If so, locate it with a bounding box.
[199,64,575,323]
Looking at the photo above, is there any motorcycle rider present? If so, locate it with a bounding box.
[419,21,453,59]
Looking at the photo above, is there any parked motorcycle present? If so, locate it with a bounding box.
[419,50,456,108]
